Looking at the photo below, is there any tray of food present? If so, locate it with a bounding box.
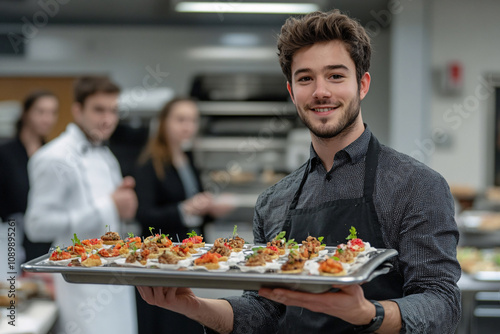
[22,227,398,293]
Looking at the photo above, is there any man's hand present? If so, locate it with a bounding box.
[112,176,138,220]
[137,286,200,317]
[209,193,236,218]
[258,285,401,333]
[137,286,234,334]
[259,284,374,325]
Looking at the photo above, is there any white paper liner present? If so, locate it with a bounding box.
[148,258,194,270]
[236,261,282,273]
[45,258,72,266]
[190,262,230,272]
[225,252,246,266]
[98,255,122,264]
[318,249,329,256]
[114,257,149,268]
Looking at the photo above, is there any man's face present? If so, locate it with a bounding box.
[73,92,119,143]
[287,40,370,139]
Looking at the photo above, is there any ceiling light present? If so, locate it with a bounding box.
[175,2,319,14]
[187,46,276,60]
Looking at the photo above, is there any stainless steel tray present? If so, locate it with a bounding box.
[22,248,397,293]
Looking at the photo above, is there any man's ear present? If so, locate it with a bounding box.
[359,72,371,101]
[287,81,295,104]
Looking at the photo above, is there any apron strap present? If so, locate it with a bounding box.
[289,160,311,211]
[363,134,381,199]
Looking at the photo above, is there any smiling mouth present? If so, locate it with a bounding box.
[311,106,339,113]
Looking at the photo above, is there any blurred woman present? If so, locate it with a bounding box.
[135,97,216,240]
[0,90,59,261]
[134,97,213,334]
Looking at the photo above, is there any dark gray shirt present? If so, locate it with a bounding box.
[215,126,461,334]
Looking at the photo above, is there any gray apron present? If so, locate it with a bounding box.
[279,134,404,333]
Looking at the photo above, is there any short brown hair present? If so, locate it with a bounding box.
[277,10,371,86]
[73,76,121,106]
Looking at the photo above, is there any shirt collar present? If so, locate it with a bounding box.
[308,124,372,173]
[66,123,107,154]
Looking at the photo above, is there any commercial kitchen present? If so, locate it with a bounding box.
[1,0,500,333]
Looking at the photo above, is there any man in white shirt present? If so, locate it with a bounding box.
[25,76,138,334]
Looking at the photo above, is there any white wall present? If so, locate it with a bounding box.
[0,24,391,143]
[389,0,431,161]
[429,0,500,190]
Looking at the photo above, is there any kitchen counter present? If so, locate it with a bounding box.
[457,273,500,334]
[0,299,57,334]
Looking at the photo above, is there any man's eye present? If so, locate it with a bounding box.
[331,74,343,80]
[298,76,311,82]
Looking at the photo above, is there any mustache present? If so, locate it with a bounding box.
[304,100,341,109]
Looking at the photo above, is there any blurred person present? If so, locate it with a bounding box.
[25,76,138,334]
[0,90,59,262]
[135,97,233,240]
[133,97,232,334]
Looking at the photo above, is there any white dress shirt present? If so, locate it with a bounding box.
[25,123,137,334]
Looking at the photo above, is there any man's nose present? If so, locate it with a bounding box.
[312,78,332,99]
[103,111,118,125]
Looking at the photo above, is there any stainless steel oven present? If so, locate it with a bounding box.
[190,73,306,187]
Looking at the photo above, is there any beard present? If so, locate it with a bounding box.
[297,92,361,139]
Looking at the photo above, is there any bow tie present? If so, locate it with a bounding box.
[81,142,109,154]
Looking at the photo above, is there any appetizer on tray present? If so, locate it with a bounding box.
[101,229,123,245]
[318,257,346,276]
[182,230,205,248]
[194,252,221,270]
[280,250,307,274]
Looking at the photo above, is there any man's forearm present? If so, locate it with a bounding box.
[378,300,402,333]
[188,298,234,334]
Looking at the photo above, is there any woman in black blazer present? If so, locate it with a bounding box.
[134,97,215,240]
[0,90,58,261]
[134,97,218,334]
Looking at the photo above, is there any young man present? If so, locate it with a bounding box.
[25,77,138,334]
[138,10,461,333]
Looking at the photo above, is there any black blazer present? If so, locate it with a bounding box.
[134,152,209,241]
[0,138,52,260]
[0,138,29,220]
